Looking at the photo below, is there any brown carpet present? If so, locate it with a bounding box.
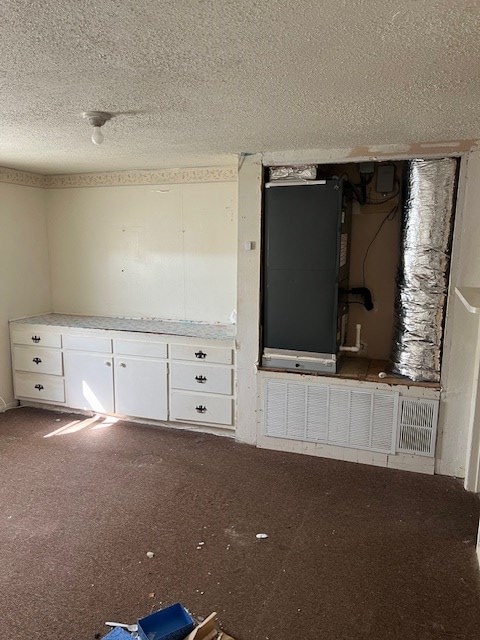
[0,407,479,640]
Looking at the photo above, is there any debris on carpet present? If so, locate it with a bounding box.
[102,604,238,640]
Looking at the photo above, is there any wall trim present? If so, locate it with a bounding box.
[0,165,237,189]
[45,166,237,188]
[263,140,478,166]
[0,167,47,188]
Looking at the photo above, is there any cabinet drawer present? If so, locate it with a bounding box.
[170,363,232,395]
[63,334,112,353]
[114,339,167,358]
[13,345,63,376]
[170,344,233,365]
[11,328,61,349]
[170,391,232,426]
[14,372,65,403]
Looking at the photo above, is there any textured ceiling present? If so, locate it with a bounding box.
[1,0,480,174]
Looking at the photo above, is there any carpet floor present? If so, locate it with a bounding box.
[0,407,479,640]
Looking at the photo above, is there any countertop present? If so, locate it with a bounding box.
[11,313,236,341]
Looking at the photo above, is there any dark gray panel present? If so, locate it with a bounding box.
[265,184,341,271]
[264,268,338,353]
[263,180,343,356]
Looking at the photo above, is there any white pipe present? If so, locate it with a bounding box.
[339,323,362,352]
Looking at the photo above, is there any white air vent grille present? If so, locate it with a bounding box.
[264,379,399,453]
[397,398,439,457]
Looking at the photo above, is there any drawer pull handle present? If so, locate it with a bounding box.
[195,350,207,359]
[105,361,112,367]
[195,375,207,383]
[195,405,207,414]
[34,384,44,391]
[32,357,42,365]
[120,362,126,368]
[32,336,41,343]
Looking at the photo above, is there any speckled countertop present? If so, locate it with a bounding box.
[12,313,236,341]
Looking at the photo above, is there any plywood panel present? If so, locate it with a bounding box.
[46,181,237,323]
[182,182,237,322]
[340,162,403,360]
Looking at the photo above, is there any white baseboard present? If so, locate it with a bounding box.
[16,401,236,438]
[0,400,20,413]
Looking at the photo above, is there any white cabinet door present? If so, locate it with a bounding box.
[114,357,168,420]
[64,352,114,413]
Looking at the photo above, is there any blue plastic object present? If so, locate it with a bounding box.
[137,603,195,640]
[103,628,133,640]
[138,602,195,640]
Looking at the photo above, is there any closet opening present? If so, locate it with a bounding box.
[259,157,459,389]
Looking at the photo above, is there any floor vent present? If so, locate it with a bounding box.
[397,398,439,457]
[264,379,399,453]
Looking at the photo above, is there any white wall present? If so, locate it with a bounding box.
[0,183,51,408]
[46,181,237,324]
[437,149,480,477]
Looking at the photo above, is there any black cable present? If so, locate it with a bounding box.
[345,179,363,204]
[362,203,399,287]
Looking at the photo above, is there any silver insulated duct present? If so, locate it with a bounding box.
[391,158,457,382]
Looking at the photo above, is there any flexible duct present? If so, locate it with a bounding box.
[391,158,457,382]
[269,165,317,181]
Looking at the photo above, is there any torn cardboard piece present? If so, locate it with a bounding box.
[185,612,238,640]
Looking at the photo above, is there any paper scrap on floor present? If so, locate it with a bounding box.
[185,612,237,640]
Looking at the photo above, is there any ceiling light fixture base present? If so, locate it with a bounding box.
[82,111,113,127]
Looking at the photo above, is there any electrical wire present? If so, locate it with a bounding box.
[362,202,399,287]
[336,163,403,290]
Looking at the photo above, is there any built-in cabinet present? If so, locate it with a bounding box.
[169,344,234,425]
[10,318,235,431]
[62,334,168,420]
